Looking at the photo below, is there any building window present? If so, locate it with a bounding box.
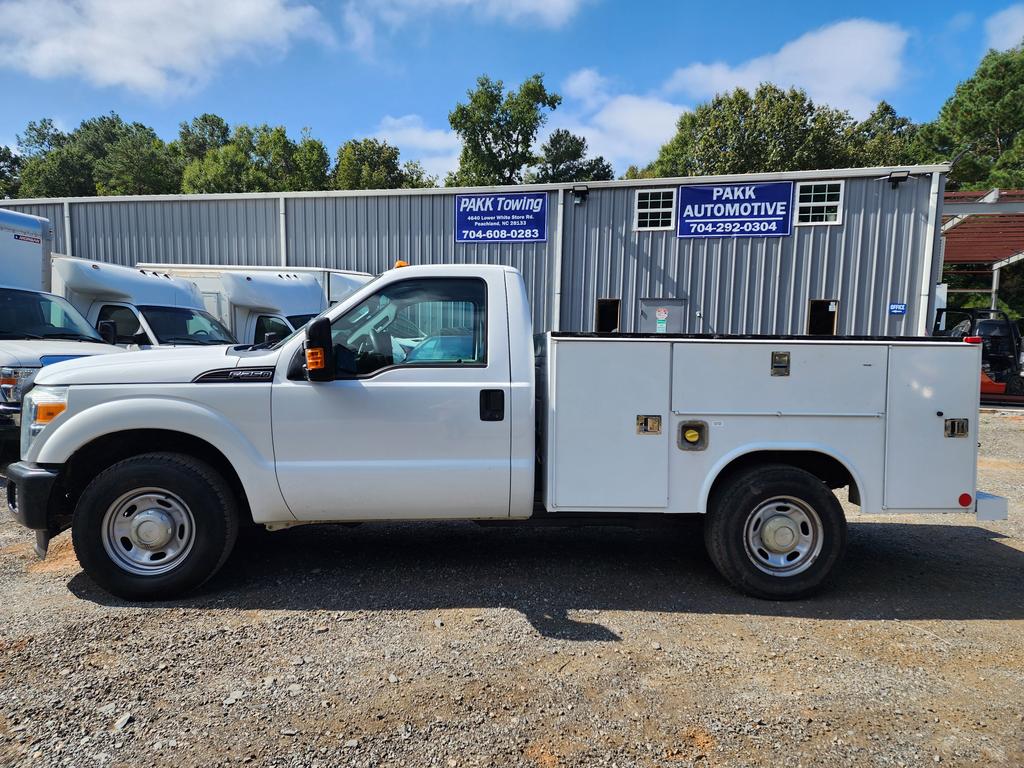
[634,188,676,231]
[796,181,844,225]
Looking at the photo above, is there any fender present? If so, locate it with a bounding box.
[698,441,872,515]
[32,395,294,523]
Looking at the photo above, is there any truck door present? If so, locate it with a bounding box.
[271,273,512,520]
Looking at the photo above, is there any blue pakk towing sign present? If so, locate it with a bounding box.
[455,192,547,243]
[677,181,794,238]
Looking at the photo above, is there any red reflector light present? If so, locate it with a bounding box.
[963,336,982,344]
[959,493,972,508]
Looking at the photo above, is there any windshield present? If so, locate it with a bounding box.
[139,305,236,345]
[0,288,102,341]
[286,313,316,329]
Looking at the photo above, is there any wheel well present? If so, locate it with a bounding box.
[708,450,859,509]
[54,429,252,530]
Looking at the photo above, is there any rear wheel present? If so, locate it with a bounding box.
[704,464,846,599]
[72,452,238,600]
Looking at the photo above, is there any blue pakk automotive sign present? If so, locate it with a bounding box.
[455,192,547,243]
[677,181,793,238]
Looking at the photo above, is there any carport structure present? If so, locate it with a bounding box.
[943,189,1024,309]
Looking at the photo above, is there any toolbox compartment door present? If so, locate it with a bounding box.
[883,345,980,509]
[551,341,670,509]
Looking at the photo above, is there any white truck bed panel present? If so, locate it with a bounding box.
[545,335,983,517]
[551,341,671,509]
[883,344,980,509]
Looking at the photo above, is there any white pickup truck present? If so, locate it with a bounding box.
[5,265,1007,601]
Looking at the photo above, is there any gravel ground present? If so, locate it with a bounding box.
[0,413,1022,768]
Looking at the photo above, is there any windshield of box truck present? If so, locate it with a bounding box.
[138,305,236,345]
[0,288,103,341]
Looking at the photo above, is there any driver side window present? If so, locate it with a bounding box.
[330,278,487,376]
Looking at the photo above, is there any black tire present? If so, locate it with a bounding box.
[72,452,239,600]
[704,464,846,600]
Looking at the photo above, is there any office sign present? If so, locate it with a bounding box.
[455,192,547,243]
[889,302,908,315]
[678,181,793,238]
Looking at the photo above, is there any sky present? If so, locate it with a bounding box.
[1,0,1023,178]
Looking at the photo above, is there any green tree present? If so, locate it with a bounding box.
[850,101,919,167]
[914,44,1024,188]
[176,113,230,165]
[291,129,331,190]
[651,85,862,177]
[400,160,438,189]
[333,138,404,190]
[447,74,561,186]
[0,145,22,198]
[16,118,67,156]
[181,143,256,193]
[94,128,181,195]
[526,129,613,183]
[17,144,94,197]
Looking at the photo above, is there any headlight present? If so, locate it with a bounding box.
[0,367,37,404]
[21,386,68,458]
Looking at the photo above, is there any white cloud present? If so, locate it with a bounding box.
[555,95,685,173]
[343,0,584,55]
[374,114,461,178]
[552,68,685,173]
[985,5,1024,50]
[0,0,331,96]
[664,19,909,118]
[562,68,610,110]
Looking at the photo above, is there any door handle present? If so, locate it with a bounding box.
[479,389,504,421]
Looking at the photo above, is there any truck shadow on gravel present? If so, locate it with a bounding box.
[67,520,1024,640]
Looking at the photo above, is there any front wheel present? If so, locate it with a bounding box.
[704,464,847,600]
[72,452,239,600]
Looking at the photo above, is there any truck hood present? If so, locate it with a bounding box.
[34,345,283,386]
[0,340,121,368]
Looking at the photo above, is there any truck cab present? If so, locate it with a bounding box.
[0,210,120,444]
[5,264,1007,602]
[51,257,236,348]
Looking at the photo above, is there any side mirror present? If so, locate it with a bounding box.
[263,331,281,346]
[97,320,118,345]
[303,317,335,382]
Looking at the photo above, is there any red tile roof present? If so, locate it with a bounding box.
[943,190,1024,265]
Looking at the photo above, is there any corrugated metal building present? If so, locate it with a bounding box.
[1,164,947,335]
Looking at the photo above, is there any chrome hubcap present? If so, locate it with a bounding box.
[101,488,195,576]
[743,496,823,576]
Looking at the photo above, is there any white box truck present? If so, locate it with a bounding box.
[5,265,1007,601]
[134,264,373,344]
[0,210,120,445]
[50,256,238,348]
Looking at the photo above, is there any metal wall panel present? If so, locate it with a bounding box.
[560,174,938,335]
[0,202,65,252]
[2,169,941,336]
[67,199,280,267]
[285,192,558,331]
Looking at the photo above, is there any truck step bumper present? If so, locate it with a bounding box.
[976,491,1008,522]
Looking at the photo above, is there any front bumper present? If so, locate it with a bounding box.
[5,461,59,531]
[5,462,60,558]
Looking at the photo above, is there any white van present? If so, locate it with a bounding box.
[135,264,374,344]
[51,256,236,348]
